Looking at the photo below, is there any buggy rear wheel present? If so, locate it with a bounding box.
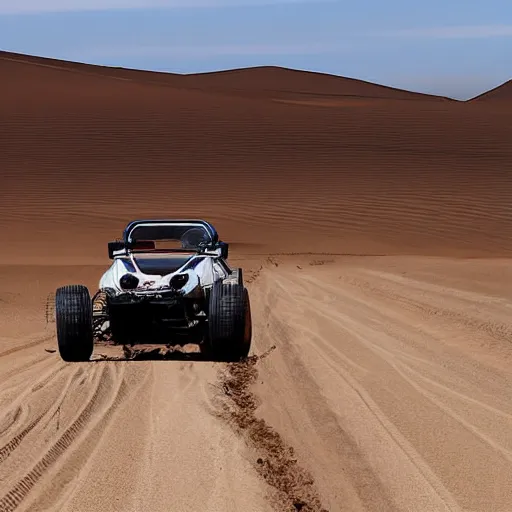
[208,282,252,362]
[55,285,94,362]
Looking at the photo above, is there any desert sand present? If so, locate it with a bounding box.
[0,50,511,512]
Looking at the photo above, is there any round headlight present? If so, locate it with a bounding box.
[170,273,189,289]
[120,273,139,290]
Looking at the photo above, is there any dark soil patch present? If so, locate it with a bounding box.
[215,346,329,512]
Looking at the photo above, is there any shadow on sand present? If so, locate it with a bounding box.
[89,343,240,363]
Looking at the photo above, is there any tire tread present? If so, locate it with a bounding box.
[55,284,93,362]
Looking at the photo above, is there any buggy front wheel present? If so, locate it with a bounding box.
[208,282,252,362]
[55,285,94,362]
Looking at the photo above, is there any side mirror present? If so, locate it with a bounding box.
[218,241,229,259]
[108,241,125,259]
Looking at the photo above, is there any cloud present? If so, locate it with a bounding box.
[377,24,512,39]
[0,0,333,15]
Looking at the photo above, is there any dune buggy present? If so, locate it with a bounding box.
[54,219,252,362]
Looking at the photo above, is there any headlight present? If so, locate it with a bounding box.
[120,273,139,290]
[170,273,189,290]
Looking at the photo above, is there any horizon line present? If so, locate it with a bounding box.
[1,48,509,102]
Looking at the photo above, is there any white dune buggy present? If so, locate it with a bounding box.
[54,219,252,362]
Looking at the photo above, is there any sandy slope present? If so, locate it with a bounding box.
[2,257,512,511]
[1,53,511,263]
[249,257,512,511]
[1,52,512,511]
[0,265,274,512]
[0,358,272,512]
[470,79,512,103]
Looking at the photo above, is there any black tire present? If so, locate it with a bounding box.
[208,282,252,361]
[55,285,94,362]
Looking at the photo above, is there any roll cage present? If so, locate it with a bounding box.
[107,219,228,259]
[123,219,219,245]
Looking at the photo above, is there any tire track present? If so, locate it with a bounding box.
[0,363,72,443]
[213,267,329,512]
[0,415,44,464]
[247,269,415,511]
[216,347,329,512]
[265,262,512,511]
[0,334,53,359]
[0,364,130,512]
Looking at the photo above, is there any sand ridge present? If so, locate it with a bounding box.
[469,79,512,103]
[0,52,511,511]
[2,52,511,262]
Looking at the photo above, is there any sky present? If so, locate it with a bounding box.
[0,0,510,100]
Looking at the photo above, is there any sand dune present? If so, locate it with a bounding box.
[470,79,512,102]
[169,66,455,102]
[0,51,452,101]
[2,52,511,263]
[1,52,512,511]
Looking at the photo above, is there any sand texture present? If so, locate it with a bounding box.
[1,51,512,511]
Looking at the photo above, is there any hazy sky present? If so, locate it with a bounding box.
[0,0,510,99]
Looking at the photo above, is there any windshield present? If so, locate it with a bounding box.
[126,221,214,251]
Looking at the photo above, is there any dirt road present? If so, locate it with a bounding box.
[1,256,511,511]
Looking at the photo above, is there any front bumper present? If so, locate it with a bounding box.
[107,291,207,335]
